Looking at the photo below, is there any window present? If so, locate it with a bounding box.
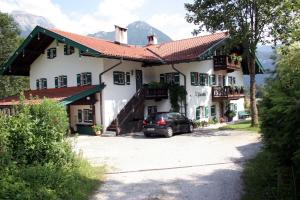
[147,106,157,114]
[191,72,208,86]
[228,76,236,86]
[77,72,92,86]
[47,48,57,59]
[126,72,130,85]
[196,106,209,119]
[209,75,216,86]
[64,45,75,55]
[228,103,238,112]
[160,73,180,85]
[113,71,125,85]
[211,105,216,116]
[36,78,47,89]
[55,75,67,88]
[78,110,82,123]
[83,109,93,123]
[199,73,208,86]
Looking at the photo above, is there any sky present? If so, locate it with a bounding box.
[0,0,199,40]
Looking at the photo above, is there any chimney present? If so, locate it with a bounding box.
[147,35,158,45]
[115,25,128,44]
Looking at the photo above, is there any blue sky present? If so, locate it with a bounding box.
[0,0,197,39]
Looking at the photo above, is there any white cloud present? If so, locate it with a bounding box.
[0,0,146,34]
[147,13,199,40]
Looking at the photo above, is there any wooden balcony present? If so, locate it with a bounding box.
[144,87,168,100]
[213,55,241,72]
[212,86,244,101]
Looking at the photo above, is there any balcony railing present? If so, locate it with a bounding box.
[144,87,168,100]
[212,86,244,100]
[213,55,241,72]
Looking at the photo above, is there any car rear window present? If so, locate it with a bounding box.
[146,113,167,122]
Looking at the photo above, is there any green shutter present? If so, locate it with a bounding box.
[47,49,50,59]
[87,72,92,85]
[77,74,81,86]
[43,78,47,89]
[55,77,58,88]
[191,72,195,85]
[36,79,40,89]
[196,106,200,120]
[126,72,130,85]
[160,74,165,83]
[205,74,209,86]
[205,106,209,118]
[174,73,180,85]
[53,48,57,58]
[63,76,67,87]
[64,45,67,55]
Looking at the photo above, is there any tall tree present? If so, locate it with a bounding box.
[0,12,29,98]
[185,0,299,127]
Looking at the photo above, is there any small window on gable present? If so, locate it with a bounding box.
[36,78,47,90]
[64,45,75,55]
[47,48,57,59]
[113,71,125,85]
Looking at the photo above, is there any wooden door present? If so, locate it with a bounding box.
[136,70,143,91]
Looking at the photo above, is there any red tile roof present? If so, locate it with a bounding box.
[147,32,228,63]
[50,28,228,63]
[0,85,96,106]
[51,29,159,62]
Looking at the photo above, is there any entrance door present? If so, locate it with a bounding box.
[136,70,143,91]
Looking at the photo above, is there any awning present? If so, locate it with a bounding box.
[0,84,105,106]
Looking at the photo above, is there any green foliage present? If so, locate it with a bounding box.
[0,11,29,98]
[0,99,104,199]
[242,150,279,200]
[92,124,103,132]
[259,43,300,198]
[169,85,187,112]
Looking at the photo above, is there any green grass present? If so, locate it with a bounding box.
[219,120,260,132]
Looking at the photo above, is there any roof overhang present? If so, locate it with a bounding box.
[197,37,264,74]
[0,26,102,76]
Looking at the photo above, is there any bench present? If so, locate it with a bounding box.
[238,111,250,119]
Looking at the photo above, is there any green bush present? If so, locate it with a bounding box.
[258,44,300,199]
[0,99,104,200]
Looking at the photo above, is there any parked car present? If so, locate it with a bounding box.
[143,112,194,137]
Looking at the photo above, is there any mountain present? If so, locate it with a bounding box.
[244,45,275,87]
[89,21,172,45]
[11,11,55,37]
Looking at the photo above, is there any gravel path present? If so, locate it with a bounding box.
[73,129,261,200]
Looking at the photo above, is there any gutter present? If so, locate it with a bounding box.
[99,58,123,126]
[171,64,187,117]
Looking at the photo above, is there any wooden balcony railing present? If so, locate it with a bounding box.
[212,86,244,100]
[144,87,168,100]
[213,55,241,72]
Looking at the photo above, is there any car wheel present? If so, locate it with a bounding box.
[165,127,173,138]
[144,133,151,137]
[188,124,193,133]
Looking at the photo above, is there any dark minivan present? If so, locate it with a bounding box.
[143,112,193,137]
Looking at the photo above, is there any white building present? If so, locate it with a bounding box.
[0,26,263,135]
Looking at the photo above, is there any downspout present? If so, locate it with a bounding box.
[99,58,123,126]
[171,64,187,117]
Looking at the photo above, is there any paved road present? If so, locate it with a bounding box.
[72,129,261,200]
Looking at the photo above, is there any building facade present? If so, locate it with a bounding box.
[0,26,263,135]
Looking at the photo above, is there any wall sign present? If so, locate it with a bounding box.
[195,91,207,97]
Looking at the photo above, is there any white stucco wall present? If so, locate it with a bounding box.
[30,41,104,89]
[101,58,144,129]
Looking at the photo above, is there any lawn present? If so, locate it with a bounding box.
[219,120,260,132]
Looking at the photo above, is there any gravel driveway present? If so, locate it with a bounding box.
[72,129,261,200]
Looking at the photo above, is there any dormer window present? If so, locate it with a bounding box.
[47,48,57,59]
[36,78,47,90]
[64,45,75,55]
[77,72,92,86]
